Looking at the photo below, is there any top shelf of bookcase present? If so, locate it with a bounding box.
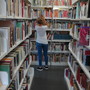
[31,6,53,8]
[0,17,32,20]
[31,6,72,9]
[53,6,72,9]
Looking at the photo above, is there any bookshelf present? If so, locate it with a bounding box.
[64,0,90,90]
[31,0,72,66]
[0,0,34,90]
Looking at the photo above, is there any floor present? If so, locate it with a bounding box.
[30,66,68,90]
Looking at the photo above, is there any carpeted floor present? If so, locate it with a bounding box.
[30,66,68,90]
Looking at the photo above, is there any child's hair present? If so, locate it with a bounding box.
[36,15,47,25]
[36,18,44,25]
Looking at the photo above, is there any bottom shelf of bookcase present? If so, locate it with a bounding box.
[18,63,31,90]
[64,69,74,90]
[68,62,82,90]
[31,61,68,66]
[28,67,34,90]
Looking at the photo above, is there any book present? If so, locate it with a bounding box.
[0,27,10,55]
[0,0,7,17]
[0,0,31,18]
[0,64,11,85]
[83,49,90,66]
[0,21,14,47]
[16,22,23,41]
[54,10,59,18]
[79,27,89,46]
[7,0,11,16]
[0,71,9,85]
[80,1,88,18]
[76,2,80,19]
[15,0,19,17]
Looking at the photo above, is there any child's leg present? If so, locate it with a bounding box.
[42,44,48,66]
[36,42,42,67]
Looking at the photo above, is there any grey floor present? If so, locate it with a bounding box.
[30,66,68,90]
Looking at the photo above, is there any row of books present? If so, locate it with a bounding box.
[32,9,69,18]
[32,8,52,18]
[48,42,69,51]
[53,10,69,18]
[31,42,68,51]
[32,21,71,30]
[69,54,80,76]
[70,40,90,67]
[32,0,53,6]
[52,32,72,40]
[69,1,90,19]
[32,0,72,6]
[0,0,31,18]
[30,31,71,41]
[21,70,31,90]
[71,24,90,46]
[65,68,79,90]
[52,54,68,62]
[68,56,90,90]
[0,39,30,87]
[53,0,72,6]
[52,22,71,29]
[7,56,31,90]
[31,53,68,62]
[0,21,32,56]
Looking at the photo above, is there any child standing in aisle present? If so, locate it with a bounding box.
[35,15,49,71]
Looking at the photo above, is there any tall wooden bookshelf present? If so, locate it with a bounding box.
[0,0,34,90]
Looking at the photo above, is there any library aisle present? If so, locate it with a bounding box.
[1,0,90,89]
[30,66,68,90]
